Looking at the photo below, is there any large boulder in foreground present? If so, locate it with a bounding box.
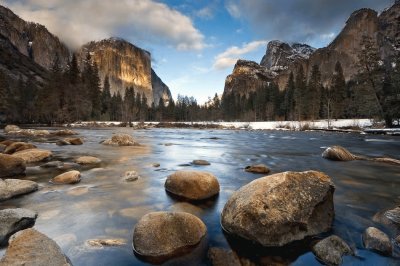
[362,227,392,255]
[312,235,353,266]
[133,212,207,262]
[221,171,335,247]
[322,146,357,161]
[102,133,139,146]
[0,179,38,201]
[0,228,72,266]
[11,149,52,163]
[0,208,37,246]
[51,171,81,184]
[165,170,220,200]
[0,154,26,178]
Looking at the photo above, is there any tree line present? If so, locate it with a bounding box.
[0,35,399,127]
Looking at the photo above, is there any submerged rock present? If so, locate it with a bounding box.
[133,212,207,262]
[123,171,140,182]
[384,207,400,225]
[0,228,72,265]
[51,171,81,185]
[4,142,36,154]
[0,154,26,178]
[362,227,392,255]
[57,138,83,146]
[0,208,38,246]
[75,156,101,165]
[221,171,335,247]
[312,235,353,265]
[192,160,211,166]
[245,164,270,174]
[51,129,77,136]
[12,149,52,163]
[86,238,126,248]
[322,146,357,161]
[102,133,139,146]
[165,170,220,200]
[207,247,242,266]
[0,179,38,201]
[40,161,64,168]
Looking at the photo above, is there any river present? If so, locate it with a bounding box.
[1,128,399,265]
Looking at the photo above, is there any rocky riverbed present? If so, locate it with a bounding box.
[0,126,399,265]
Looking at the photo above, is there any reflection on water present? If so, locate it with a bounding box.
[1,128,400,265]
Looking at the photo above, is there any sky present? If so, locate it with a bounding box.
[0,0,395,104]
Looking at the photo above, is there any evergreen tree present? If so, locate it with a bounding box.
[101,75,112,120]
[283,72,295,120]
[294,66,307,120]
[331,61,347,118]
[307,65,322,120]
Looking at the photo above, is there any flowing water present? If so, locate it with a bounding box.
[1,128,400,265]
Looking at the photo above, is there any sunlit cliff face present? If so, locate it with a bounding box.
[78,38,153,104]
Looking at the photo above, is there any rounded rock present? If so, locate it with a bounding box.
[51,171,81,184]
[102,133,139,146]
[0,228,72,265]
[221,171,335,247]
[362,227,392,255]
[312,235,353,265]
[0,154,26,178]
[11,149,52,163]
[165,170,220,200]
[75,156,101,165]
[4,142,36,154]
[0,208,38,246]
[192,160,211,166]
[0,179,38,201]
[4,125,21,134]
[133,211,207,262]
[245,164,270,174]
[322,146,356,161]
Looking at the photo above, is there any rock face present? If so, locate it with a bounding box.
[77,38,172,106]
[0,228,72,266]
[362,227,392,255]
[0,154,26,178]
[322,146,357,161]
[312,235,353,266]
[0,208,37,246]
[260,41,315,72]
[245,164,270,174]
[165,170,220,200]
[12,149,52,163]
[151,69,172,106]
[0,179,38,201]
[133,212,207,262]
[0,6,70,70]
[51,170,81,184]
[102,133,139,146]
[221,171,335,247]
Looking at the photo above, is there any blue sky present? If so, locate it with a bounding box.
[1,0,394,103]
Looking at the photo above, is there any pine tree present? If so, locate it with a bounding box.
[307,65,322,120]
[331,61,347,119]
[284,72,295,120]
[294,66,306,120]
[101,75,112,120]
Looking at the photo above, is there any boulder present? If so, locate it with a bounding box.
[74,156,101,165]
[221,171,335,247]
[0,154,26,178]
[51,171,81,184]
[362,227,392,255]
[12,149,52,163]
[165,170,220,200]
[0,144,5,153]
[51,129,77,136]
[396,235,400,245]
[0,208,38,246]
[192,160,211,166]
[4,142,36,154]
[0,179,38,201]
[6,129,50,137]
[0,228,72,266]
[207,248,242,266]
[322,146,357,161]
[384,207,400,225]
[40,161,64,168]
[133,212,207,262]
[4,125,20,133]
[65,138,83,145]
[102,133,139,146]
[245,164,270,174]
[56,140,70,146]
[312,235,353,265]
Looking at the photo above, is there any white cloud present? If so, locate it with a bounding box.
[196,6,214,19]
[2,0,205,50]
[213,40,267,69]
[225,1,241,18]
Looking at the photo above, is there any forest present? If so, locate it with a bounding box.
[0,36,399,127]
